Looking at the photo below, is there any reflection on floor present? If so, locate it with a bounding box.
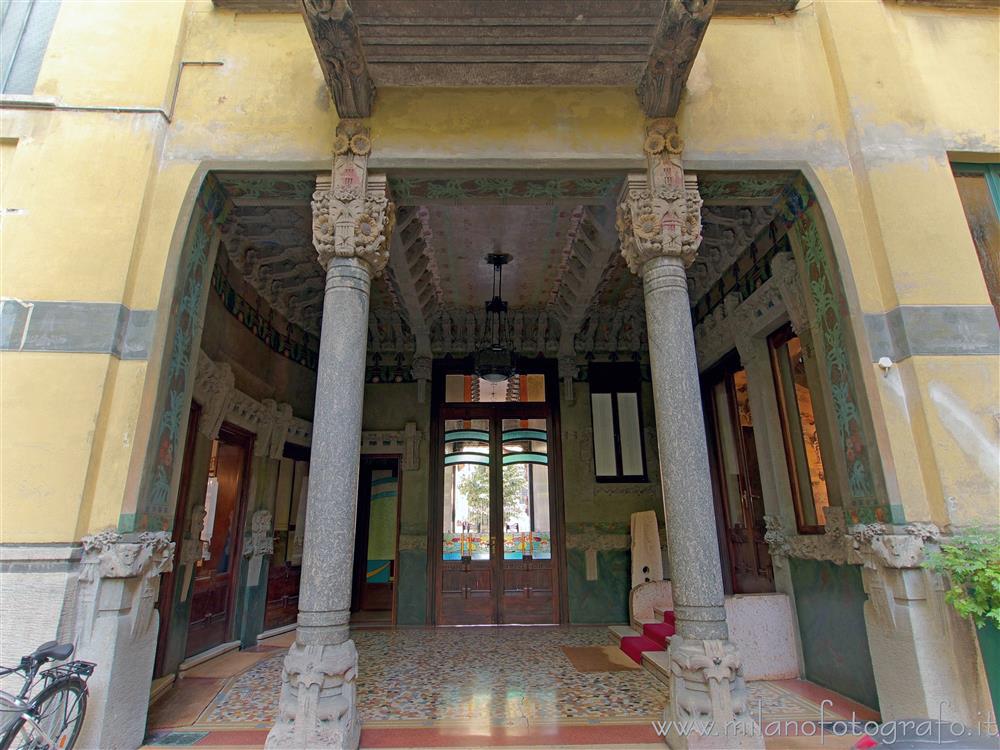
[144,627,878,749]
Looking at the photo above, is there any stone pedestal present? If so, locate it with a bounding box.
[619,118,762,749]
[267,120,394,750]
[74,530,174,750]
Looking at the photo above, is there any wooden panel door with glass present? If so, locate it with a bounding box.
[437,372,558,625]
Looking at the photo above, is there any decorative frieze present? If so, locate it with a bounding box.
[763,508,850,566]
[360,424,422,470]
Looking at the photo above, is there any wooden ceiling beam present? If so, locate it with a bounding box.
[301,0,376,117]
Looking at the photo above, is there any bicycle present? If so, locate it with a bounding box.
[0,642,95,750]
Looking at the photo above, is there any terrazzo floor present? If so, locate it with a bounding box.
[144,627,879,749]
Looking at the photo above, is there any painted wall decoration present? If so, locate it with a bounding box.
[388,175,620,204]
[780,179,894,523]
[123,174,231,533]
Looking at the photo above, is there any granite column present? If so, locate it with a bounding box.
[618,119,761,748]
[266,121,394,750]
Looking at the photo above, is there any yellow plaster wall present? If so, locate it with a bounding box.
[2,0,999,541]
[0,354,114,542]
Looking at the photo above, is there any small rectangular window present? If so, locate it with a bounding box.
[768,324,830,534]
[589,363,647,482]
[1,0,61,95]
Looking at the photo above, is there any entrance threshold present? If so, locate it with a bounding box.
[178,639,241,673]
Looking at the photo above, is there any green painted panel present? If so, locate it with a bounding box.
[566,548,629,624]
[396,548,427,625]
[790,558,879,710]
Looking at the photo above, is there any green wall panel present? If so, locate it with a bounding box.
[566,548,629,624]
[396,548,428,625]
[790,558,879,710]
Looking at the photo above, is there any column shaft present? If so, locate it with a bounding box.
[642,255,727,641]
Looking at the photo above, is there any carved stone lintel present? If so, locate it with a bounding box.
[301,0,375,118]
[78,530,175,644]
[618,120,703,276]
[637,0,717,118]
[313,121,395,277]
[266,640,360,749]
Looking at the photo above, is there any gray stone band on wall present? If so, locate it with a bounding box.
[865,305,1000,362]
[0,299,155,359]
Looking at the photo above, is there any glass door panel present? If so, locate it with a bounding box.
[442,419,491,560]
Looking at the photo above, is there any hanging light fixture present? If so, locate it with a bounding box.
[474,253,516,383]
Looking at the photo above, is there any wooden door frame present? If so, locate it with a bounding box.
[427,357,568,625]
[153,401,202,678]
[184,421,254,656]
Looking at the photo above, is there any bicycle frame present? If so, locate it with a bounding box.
[0,690,60,750]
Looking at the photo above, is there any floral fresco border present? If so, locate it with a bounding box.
[121,174,231,533]
[779,179,897,525]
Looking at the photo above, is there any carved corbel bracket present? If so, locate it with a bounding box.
[194,352,236,440]
[762,508,850,567]
[301,0,375,118]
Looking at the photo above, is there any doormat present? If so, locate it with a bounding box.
[561,645,641,672]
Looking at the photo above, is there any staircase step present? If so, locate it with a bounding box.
[641,621,676,647]
[653,607,676,625]
[608,624,640,644]
[642,649,672,686]
[620,635,664,664]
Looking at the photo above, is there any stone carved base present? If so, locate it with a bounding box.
[663,637,763,749]
[266,640,360,750]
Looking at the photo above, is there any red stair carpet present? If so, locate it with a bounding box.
[620,609,675,663]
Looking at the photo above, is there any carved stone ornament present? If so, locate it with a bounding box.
[302,0,375,118]
[848,521,941,570]
[78,530,175,643]
[762,508,849,566]
[409,356,432,383]
[312,121,395,276]
[194,352,236,440]
[256,399,295,459]
[618,120,703,275]
[179,505,209,566]
[244,509,275,559]
[266,640,360,749]
[667,636,755,733]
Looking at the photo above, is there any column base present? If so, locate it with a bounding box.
[662,637,764,750]
[266,639,360,750]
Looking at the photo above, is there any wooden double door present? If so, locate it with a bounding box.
[436,402,560,625]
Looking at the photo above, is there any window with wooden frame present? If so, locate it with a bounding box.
[952,164,1000,325]
[588,362,648,482]
[768,324,830,534]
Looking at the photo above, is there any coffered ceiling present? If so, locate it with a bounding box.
[214,170,794,361]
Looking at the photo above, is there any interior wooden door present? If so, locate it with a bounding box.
[437,403,558,625]
[704,358,775,595]
[185,424,252,657]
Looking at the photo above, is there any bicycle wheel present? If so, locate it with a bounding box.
[0,677,87,750]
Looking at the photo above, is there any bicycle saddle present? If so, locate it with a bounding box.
[30,641,74,663]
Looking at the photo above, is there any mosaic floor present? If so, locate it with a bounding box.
[144,627,879,748]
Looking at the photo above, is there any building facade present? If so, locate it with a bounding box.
[0,0,997,748]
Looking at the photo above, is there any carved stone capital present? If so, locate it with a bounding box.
[302,1,375,118]
[666,636,756,737]
[617,173,703,275]
[256,399,294,459]
[77,530,175,643]
[849,521,941,570]
[266,640,360,749]
[313,122,395,276]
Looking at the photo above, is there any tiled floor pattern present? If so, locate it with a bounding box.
[145,627,878,748]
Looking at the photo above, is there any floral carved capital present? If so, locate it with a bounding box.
[313,121,396,276]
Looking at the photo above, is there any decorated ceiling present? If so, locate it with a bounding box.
[213,170,795,366]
